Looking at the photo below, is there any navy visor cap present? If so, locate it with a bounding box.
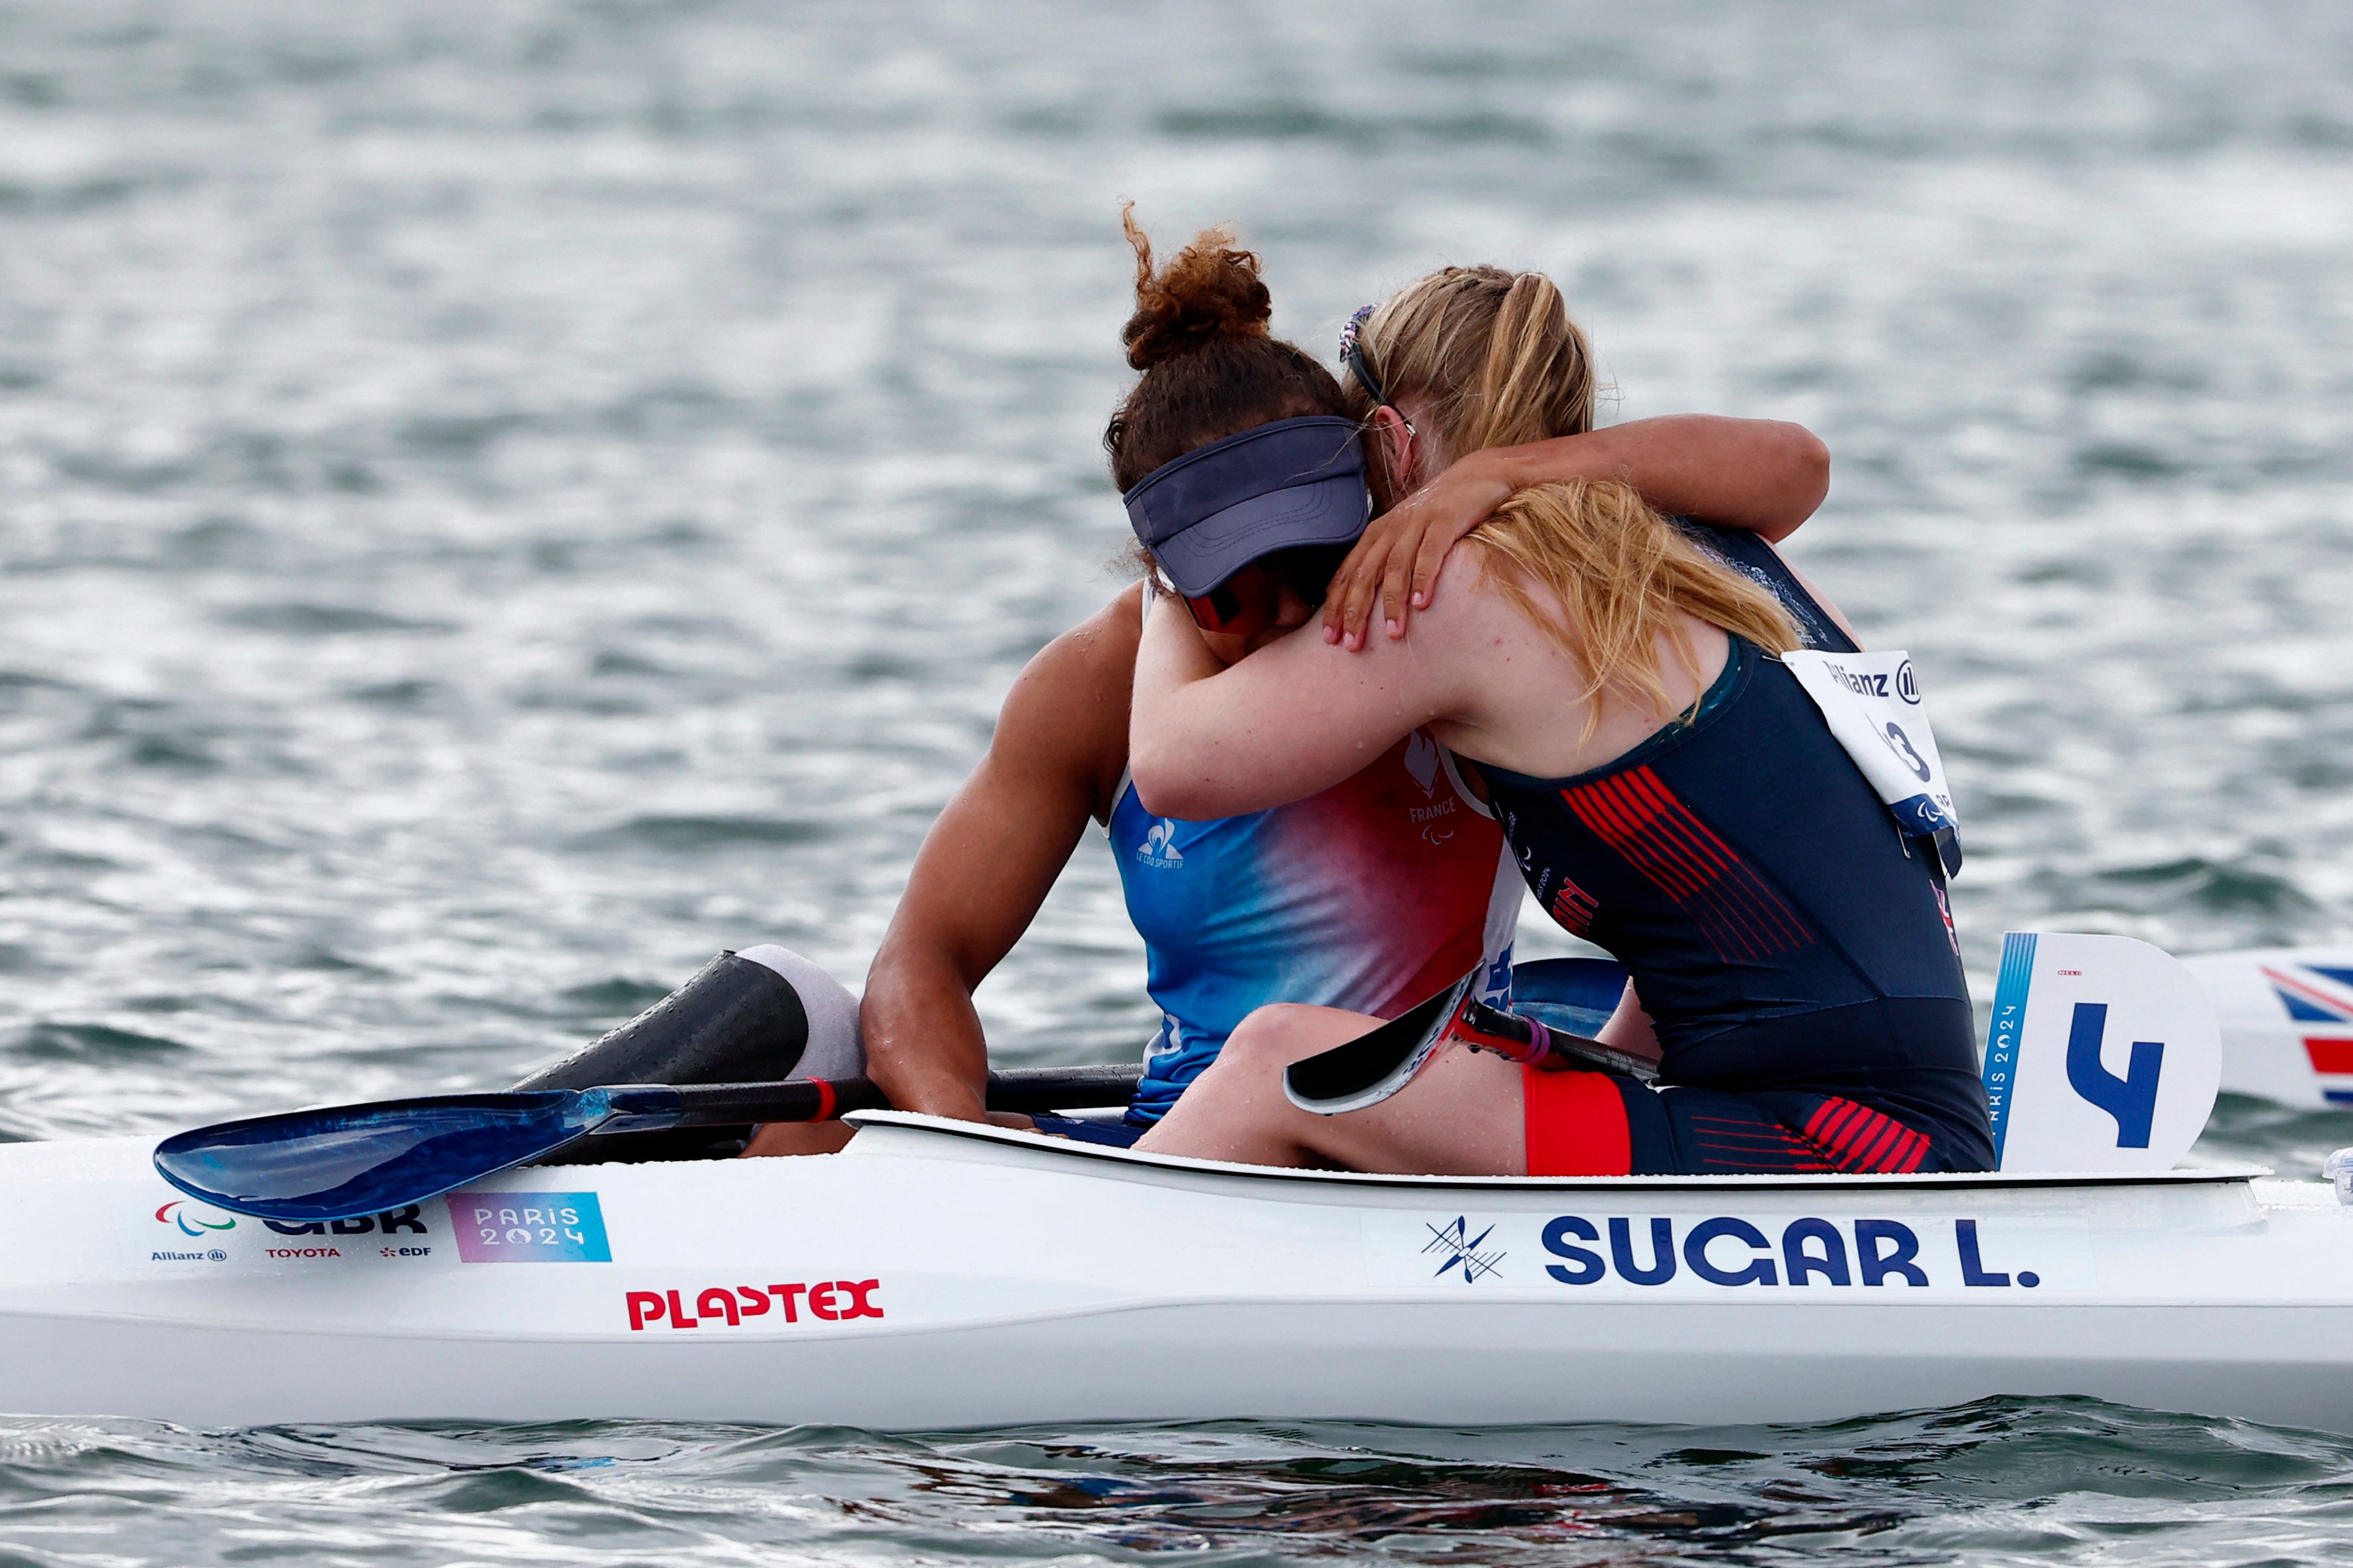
[1122,416,1371,597]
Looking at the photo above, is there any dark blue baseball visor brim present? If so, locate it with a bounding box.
[1122,416,1372,599]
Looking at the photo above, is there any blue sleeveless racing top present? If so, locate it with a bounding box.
[1110,725,1518,1126]
[1474,526,1991,1167]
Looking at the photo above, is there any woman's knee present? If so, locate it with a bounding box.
[1170,1009,1324,1113]
[1221,1004,1354,1069]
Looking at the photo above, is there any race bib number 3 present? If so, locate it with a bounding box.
[1781,650,1958,840]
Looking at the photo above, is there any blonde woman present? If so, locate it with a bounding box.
[1128,268,1989,1177]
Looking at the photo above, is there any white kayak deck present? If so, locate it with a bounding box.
[1,1112,2347,1433]
[851,1111,2281,1189]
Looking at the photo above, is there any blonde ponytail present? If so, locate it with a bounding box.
[1348,266,1795,726]
[1344,267,1596,453]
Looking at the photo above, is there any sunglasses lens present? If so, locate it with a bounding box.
[1184,581,1250,634]
[1270,544,1353,607]
[1182,545,1357,637]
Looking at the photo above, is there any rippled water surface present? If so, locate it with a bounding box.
[5,1,2353,1561]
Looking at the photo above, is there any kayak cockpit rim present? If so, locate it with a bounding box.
[835,1111,2274,1192]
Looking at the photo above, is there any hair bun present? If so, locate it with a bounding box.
[1119,205,1272,371]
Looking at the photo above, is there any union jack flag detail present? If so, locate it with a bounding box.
[2262,965,2353,1103]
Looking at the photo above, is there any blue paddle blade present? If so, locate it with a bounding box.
[153,1090,619,1222]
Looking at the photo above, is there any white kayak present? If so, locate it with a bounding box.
[6,1110,2353,1435]
[2192,947,2353,1110]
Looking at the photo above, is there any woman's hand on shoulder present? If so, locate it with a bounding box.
[1321,416,1833,653]
[1321,452,1513,652]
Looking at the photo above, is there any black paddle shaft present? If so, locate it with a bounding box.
[642,1063,1144,1129]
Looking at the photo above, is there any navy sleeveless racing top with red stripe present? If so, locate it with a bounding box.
[1474,527,1993,1170]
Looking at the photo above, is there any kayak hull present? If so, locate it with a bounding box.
[2189,946,2353,1109]
[9,1298,2353,1435]
[4,1114,2351,1433]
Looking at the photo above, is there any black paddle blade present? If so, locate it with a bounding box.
[1284,970,1477,1115]
[153,1090,625,1222]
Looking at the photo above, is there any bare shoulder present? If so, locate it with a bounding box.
[1011,583,1142,704]
[1423,542,1568,652]
[1753,538,1864,646]
[991,583,1141,820]
[1410,541,1605,772]
[1318,542,1571,721]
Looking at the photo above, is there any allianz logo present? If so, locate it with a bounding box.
[1821,661,1893,698]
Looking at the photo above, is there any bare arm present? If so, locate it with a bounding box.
[1485,416,1830,544]
[1324,415,1831,647]
[1130,580,1466,821]
[861,590,1137,1121]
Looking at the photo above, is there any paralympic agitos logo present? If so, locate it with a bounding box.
[155,1200,236,1238]
[151,1199,237,1261]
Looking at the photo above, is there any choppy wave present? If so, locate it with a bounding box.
[4,1400,2350,1567]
